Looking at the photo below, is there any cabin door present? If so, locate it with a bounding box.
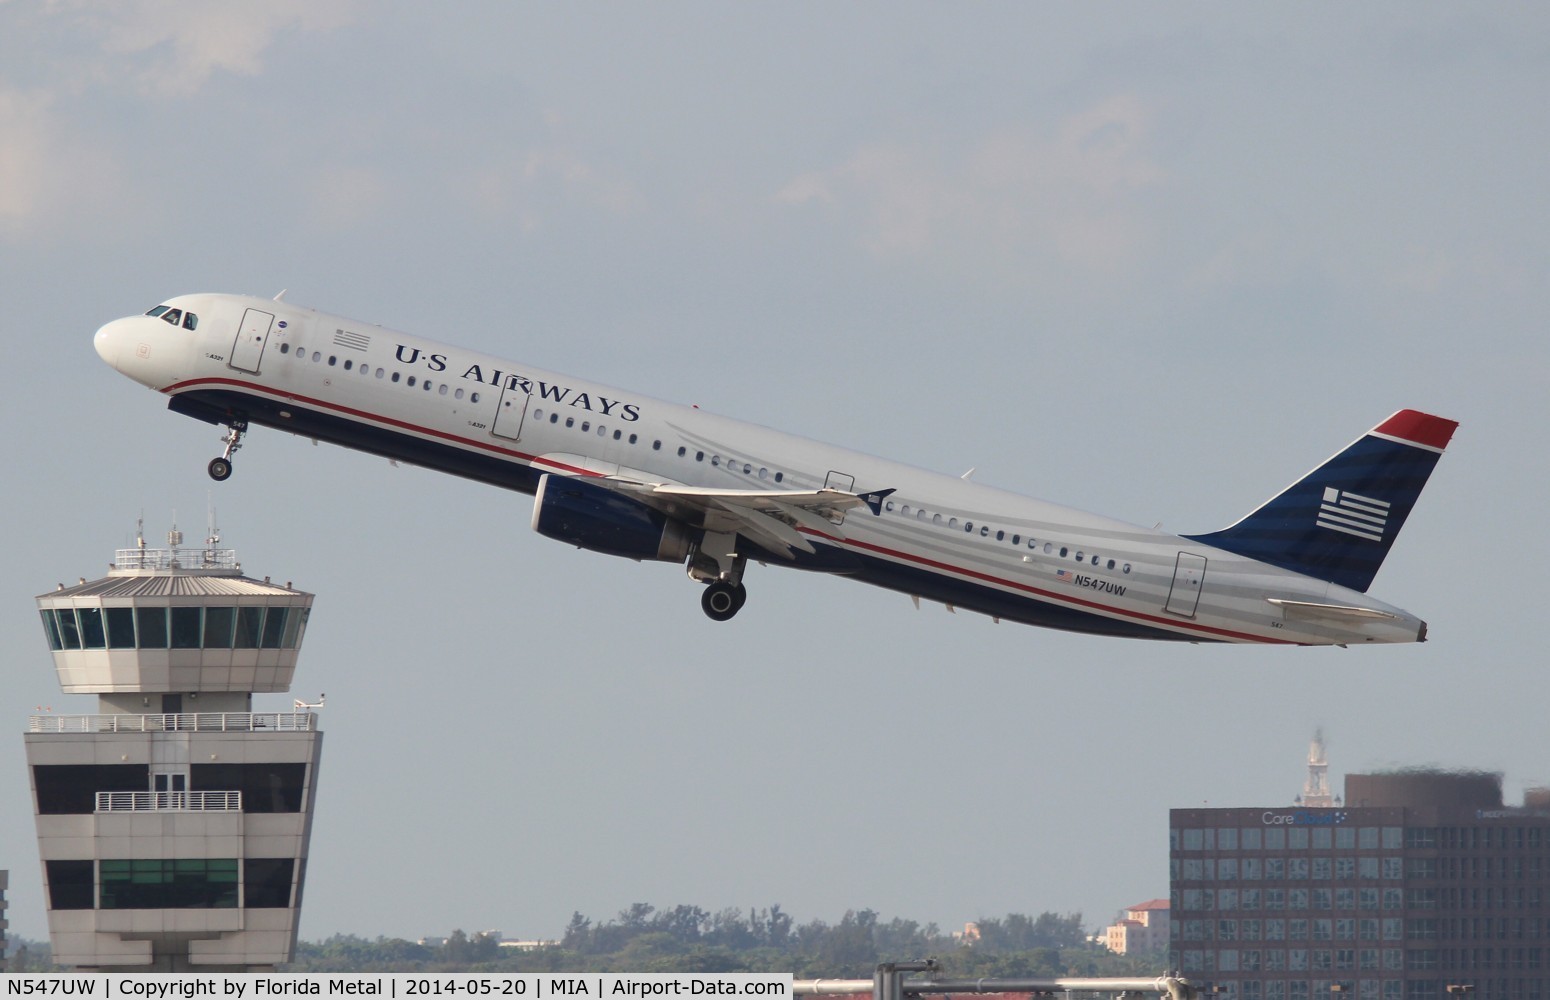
[491,381,530,440]
[229,308,274,374]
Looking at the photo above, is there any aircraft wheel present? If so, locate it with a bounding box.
[701,581,745,622]
[208,458,233,482]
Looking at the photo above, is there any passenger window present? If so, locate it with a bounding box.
[711,455,720,466]
[280,343,290,354]
[161,309,182,326]
[407,376,417,387]
[423,380,433,391]
[1043,542,1052,553]
[1011,534,1019,545]
[677,447,686,457]
[391,372,400,383]
[1107,559,1116,570]
[455,388,464,399]
[1123,563,1132,574]
[1060,547,1069,558]
[614,430,622,440]
[758,467,766,479]
[566,417,575,428]
[901,505,911,516]
[949,518,958,529]
[980,526,990,537]
[471,392,480,403]
[598,425,607,436]
[581,421,590,432]
[343,359,352,370]
[439,384,448,395]
[996,530,1005,541]
[774,472,783,483]
[550,413,558,423]
[312,352,321,362]
[696,451,704,461]
[1091,554,1099,565]
[183,313,198,330]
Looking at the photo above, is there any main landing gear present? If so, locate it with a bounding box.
[690,530,749,622]
[207,419,247,482]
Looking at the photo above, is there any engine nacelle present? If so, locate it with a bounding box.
[532,473,695,563]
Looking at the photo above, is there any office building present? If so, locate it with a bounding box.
[1171,771,1549,1000]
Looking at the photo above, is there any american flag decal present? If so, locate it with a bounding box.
[1317,487,1390,542]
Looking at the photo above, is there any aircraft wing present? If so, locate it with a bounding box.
[594,475,893,559]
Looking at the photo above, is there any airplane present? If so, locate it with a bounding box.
[93,292,1457,644]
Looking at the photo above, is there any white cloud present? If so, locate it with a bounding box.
[0,85,123,235]
[464,146,645,230]
[777,96,1164,279]
[64,0,353,98]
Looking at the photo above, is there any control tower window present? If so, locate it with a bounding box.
[170,607,202,648]
[261,607,288,649]
[39,609,63,650]
[136,607,168,648]
[203,606,235,647]
[234,606,263,649]
[106,607,136,648]
[78,608,107,648]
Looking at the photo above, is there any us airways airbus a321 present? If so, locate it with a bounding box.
[93,292,1457,644]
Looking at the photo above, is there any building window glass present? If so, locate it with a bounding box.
[136,606,168,648]
[100,858,238,910]
[45,860,94,910]
[170,607,202,648]
[234,606,264,649]
[261,607,288,649]
[203,607,235,648]
[106,607,136,648]
[73,607,107,648]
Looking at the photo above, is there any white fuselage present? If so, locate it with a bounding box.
[94,293,1427,645]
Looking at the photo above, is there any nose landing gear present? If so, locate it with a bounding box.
[207,419,247,482]
[701,581,748,622]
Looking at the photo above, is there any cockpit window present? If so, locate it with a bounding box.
[182,312,198,330]
[160,309,183,326]
[146,305,170,317]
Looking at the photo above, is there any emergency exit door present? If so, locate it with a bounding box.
[1165,552,1207,618]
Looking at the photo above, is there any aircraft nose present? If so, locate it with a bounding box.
[94,317,129,369]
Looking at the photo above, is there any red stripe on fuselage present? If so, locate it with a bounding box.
[163,377,598,478]
[168,376,1295,644]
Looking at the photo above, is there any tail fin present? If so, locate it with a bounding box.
[1184,410,1457,592]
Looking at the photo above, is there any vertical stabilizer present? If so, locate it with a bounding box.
[1184,410,1457,592]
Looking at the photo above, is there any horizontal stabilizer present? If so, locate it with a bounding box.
[1266,599,1399,622]
[1185,409,1456,592]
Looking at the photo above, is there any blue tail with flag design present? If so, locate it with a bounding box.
[1184,410,1457,593]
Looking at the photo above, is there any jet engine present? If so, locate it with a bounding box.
[531,473,695,563]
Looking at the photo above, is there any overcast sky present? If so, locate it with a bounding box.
[3,2,1548,948]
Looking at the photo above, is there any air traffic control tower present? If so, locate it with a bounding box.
[25,524,323,971]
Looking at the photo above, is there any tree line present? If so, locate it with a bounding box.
[281,904,1164,976]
